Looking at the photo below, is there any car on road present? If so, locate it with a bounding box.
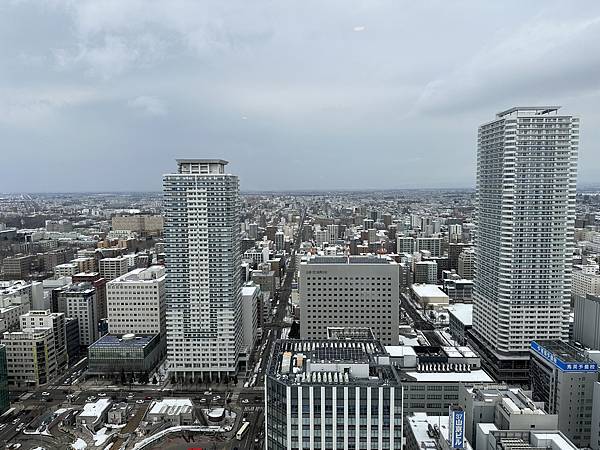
[41,391,50,396]
[127,394,134,399]
[98,392,107,397]
[144,396,153,400]
[87,396,96,402]
[203,391,211,395]
[213,395,221,401]
[136,399,144,404]
[199,398,206,403]
[241,399,249,404]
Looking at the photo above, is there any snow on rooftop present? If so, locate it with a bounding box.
[385,345,417,358]
[149,398,193,416]
[79,398,112,419]
[405,369,493,383]
[411,284,449,298]
[446,303,473,326]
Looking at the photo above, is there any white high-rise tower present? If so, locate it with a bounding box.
[471,107,578,383]
[164,159,241,381]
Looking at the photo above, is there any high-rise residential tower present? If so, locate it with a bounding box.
[163,159,241,381]
[470,107,579,383]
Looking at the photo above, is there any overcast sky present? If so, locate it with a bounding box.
[1,1,599,192]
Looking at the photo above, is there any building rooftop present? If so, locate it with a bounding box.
[176,159,229,165]
[304,255,395,265]
[89,333,159,349]
[447,303,473,326]
[411,284,448,298]
[531,340,598,372]
[403,369,493,383]
[407,413,474,450]
[327,327,375,340]
[268,339,400,387]
[148,398,193,416]
[80,398,112,419]
[496,106,561,117]
[109,266,165,284]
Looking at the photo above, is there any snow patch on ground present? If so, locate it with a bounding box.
[93,427,113,447]
[71,438,87,449]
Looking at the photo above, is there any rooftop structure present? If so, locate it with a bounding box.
[326,327,375,340]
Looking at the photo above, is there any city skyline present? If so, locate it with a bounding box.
[1,1,600,192]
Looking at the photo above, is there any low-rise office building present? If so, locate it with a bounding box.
[87,333,162,376]
[3,327,57,388]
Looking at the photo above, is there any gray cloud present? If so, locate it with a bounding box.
[0,0,599,192]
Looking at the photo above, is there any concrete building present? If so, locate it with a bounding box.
[72,272,108,320]
[448,304,473,346]
[529,339,599,447]
[266,339,403,450]
[457,248,475,280]
[77,398,112,431]
[20,310,68,372]
[99,257,129,282]
[3,327,57,388]
[572,266,600,298]
[241,282,259,355]
[299,255,399,345]
[111,214,164,235]
[397,236,416,254]
[106,266,165,338]
[163,159,242,381]
[414,260,437,284]
[592,382,600,450]
[573,294,600,350]
[410,284,450,309]
[459,384,558,449]
[416,237,442,257]
[405,412,473,450]
[146,398,194,426]
[471,107,579,384]
[57,283,99,347]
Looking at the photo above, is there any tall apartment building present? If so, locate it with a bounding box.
[457,248,475,280]
[470,107,579,384]
[274,231,285,251]
[326,224,339,244]
[3,327,57,388]
[20,310,68,372]
[57,283,99,347]
[266,339,403,450]
[106,266,166,337]
[163,159,242,381]
[99,257,129,282]
[299,255,399,345]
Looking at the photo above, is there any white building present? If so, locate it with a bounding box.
[299,255,399,345]
[20,310,68,372]
[457,248,475,280]
[241,282,259,354]
[106,266,166,337]
[163,159,242,381]
[471,106,579,384]
[99,256,129,282]
[3,327,57,388]
[572,266,600,298]
[54,262,78,278]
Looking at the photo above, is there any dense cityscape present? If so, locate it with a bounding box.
[0,107,599,450]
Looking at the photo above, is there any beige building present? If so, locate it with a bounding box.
[112,215,164,234]
[20,310,68,373]
[3,327,57,388]
[99,257,129,282]
[106,266,166,336]
[299,255,399,345]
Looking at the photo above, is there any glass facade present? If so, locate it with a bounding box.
[0,346,9,414]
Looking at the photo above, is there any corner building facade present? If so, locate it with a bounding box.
[266,339,403,449]
[163,159,242,381]
[470,107,578,383]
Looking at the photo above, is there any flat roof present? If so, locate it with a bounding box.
[149,398,193,416]
[385,346,417,358]
[305,255,395,265]
[411,284,448,298]
[404,369,493,383]
[80,398,112,419]
[447,304,473,326]
[176,159,229,165]
[89,334,159,349]
[497,106,560,117]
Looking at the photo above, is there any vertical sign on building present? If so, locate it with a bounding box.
[448,406,465,449]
